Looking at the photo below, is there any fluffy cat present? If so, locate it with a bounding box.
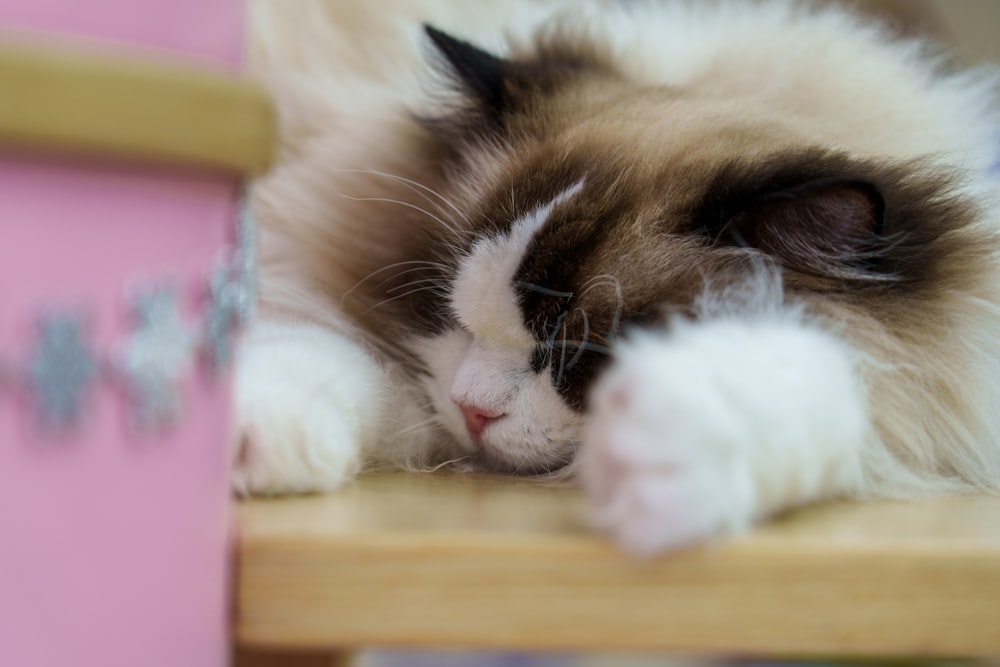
[239,0,1000,554]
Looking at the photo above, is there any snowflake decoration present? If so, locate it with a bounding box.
[29,314,98,432]
[204,263,244,372]
[120,287,195,434]
[2,196,256,439]
[236,196,258,322]
[203,199,258,372]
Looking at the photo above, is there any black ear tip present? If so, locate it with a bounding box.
[423,24,462,55]
[421,23,511,131]
[423,24,484,64]
[423,23,444,43]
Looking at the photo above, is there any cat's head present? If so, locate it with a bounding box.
[406,16,987,475]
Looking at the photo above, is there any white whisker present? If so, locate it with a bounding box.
[337,167,471,226]
[425,456,470,472]
[386,277,447,295]
[580,273,624,335]
[565,308,591,371]
[362,286,447,316]
[556,319,569,386]
[337,193,460,236]
[343,260,449,304]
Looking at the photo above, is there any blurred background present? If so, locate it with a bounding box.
[930,0,1000,64]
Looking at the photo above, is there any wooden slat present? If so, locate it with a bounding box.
[236,473,1000,658]
[0,38,273,173]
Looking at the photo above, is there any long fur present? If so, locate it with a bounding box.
[238,0,1000,553]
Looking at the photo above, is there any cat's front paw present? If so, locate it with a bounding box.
[581,319,866,555]
[581,336,757,555]
[233,384,362,496]
[231,322,380,496]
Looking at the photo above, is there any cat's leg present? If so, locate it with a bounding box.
[232,319,429,495]
[581,316,869,555]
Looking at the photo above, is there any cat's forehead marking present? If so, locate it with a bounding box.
[452,181,585,347]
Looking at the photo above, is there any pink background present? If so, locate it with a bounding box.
[0,1,245,665]
[0,0,244,67]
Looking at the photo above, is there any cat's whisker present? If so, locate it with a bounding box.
[362,286,448,316]
[538,451,576,478]
[343,261,449,305]
[556,320,570,386]
[423,456,471,473]
[544,311,568,369]
[565,341,612,355]
[361,259,450,279]
[516,281,573,299]
[385,277,448,295]
[545,340,612,356]
[393,415,441,439]
[337,193,460,237]
[336,167,472,225]
[565,308,591,371]
[579,274,624,335]
[369,266,448,292]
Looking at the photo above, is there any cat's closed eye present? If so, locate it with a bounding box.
[700,176,884,276]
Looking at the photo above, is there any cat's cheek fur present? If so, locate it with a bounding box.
[233,321,380,495]
[411,329,477,453]
[414,328,585,471]
[581,316,868,556]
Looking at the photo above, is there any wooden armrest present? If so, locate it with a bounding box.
[236,472,1000,658]
[0,38,273,173]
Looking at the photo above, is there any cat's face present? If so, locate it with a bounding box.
[407,25,979,474]
[415,138,886,475]
[416,181,595,475]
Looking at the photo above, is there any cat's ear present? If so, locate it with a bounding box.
[424,26,511,122]
[716,179,885,277]
[423,25,585,139]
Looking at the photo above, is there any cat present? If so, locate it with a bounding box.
[238,0,1000,554]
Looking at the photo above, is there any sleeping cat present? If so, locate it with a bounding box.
[239,0,1000,554]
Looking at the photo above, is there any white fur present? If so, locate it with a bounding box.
[451,181,584,346]
[234,321,371,494]
[234,320,437,493]
[240,0,1000,553]
[423,187,588,470]
[551,1,999,172]
[582,316,867,555]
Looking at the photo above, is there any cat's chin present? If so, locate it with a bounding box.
[468,448,576,478]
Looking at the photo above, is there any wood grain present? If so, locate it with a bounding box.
[0,38,273,173]
[236,472,1000,658]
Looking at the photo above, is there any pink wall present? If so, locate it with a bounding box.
[0,2,246,665]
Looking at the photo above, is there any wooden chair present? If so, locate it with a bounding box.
[232,472,1000,665]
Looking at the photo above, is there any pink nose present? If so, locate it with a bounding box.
[456,402,504,440]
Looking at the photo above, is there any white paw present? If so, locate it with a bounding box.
[581,336,755,555]
[581,318,867,556]
[233,386,362,496]
[231,322,381,496]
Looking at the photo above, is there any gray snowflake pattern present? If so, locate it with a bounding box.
[236,198,258,322]
[204,263,244,372]
[203,200,258,372]
[29,314,98,432]
[120,287,195,434]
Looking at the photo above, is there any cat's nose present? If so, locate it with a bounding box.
[455,401,505,440]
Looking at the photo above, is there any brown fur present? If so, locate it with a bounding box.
[246,0,1000,495]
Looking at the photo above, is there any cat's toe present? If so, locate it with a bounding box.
[581,340,755,555]
[231,324,373,496]
[231,402,361,496]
